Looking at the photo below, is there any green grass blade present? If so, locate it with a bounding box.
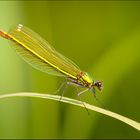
[0,92,140,131]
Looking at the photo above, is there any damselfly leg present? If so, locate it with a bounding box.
[53,81,66,95]
[77,88,90,115]
[64,81,90,114]
[92,92,106,109]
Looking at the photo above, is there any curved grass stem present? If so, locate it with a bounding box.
[0,92,139,131]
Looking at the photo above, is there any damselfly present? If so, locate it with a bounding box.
[0,24,103,100]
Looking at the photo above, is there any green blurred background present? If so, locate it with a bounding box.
[0,1,140,138]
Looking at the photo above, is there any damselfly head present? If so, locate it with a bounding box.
[93,81,103,91]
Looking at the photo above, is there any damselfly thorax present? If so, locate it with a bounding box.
[68,71,103,94]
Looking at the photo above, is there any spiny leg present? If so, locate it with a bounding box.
[60,81,79,100]
[65,81,90,114]
[77,88,89,96]
[92,92,106,109]
[58,81,90,114]
[53,81,66,95]
[59,82,69,101]
[59,81,79,100]
[59,81,84,101]
[56,81,77,101]
[77,88,90,115]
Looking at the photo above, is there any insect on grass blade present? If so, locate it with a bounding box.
[0,24,103,102]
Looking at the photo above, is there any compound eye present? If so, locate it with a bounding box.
[95,81,103,91]
[98,82,102,86]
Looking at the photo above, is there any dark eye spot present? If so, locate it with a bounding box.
[94,81,103,91]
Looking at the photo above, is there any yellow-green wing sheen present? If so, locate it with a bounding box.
[8,24,81,79]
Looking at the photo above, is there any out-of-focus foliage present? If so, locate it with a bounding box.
[0,1,140,138]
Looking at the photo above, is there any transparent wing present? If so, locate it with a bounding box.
[8,24,81,78]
